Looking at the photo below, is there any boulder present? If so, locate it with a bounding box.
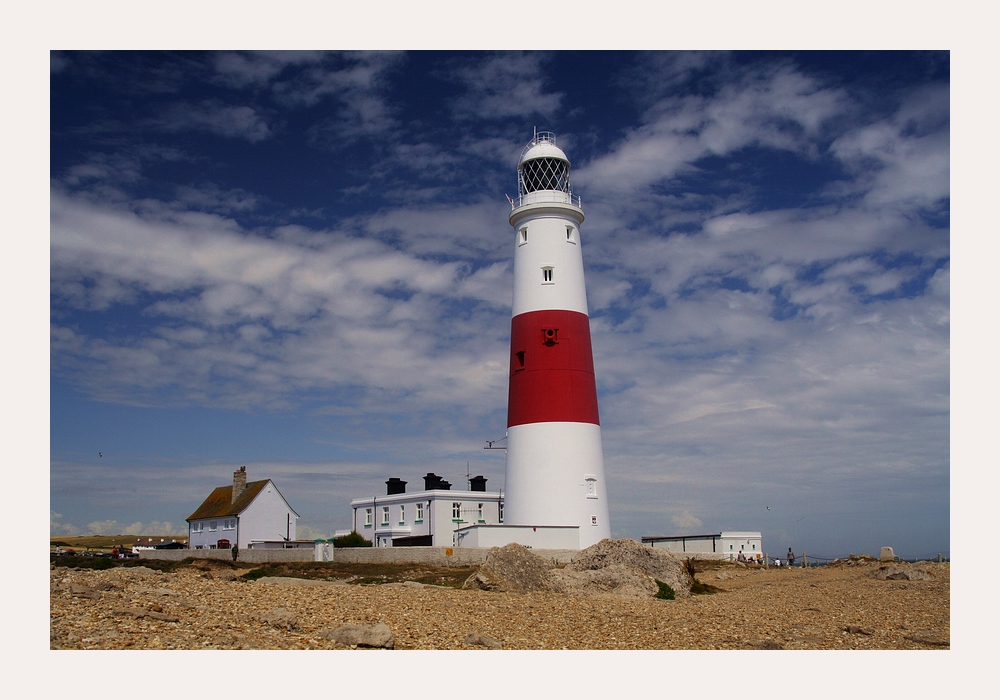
[564,538,694,598]
[462,543,553,592]
[319,622,394,649]
[880,547,895,562]
[463,538,695,600]
[547,563,659,599]
[869,564,932,581]
[260,607,300,630]
[464,631,504,649]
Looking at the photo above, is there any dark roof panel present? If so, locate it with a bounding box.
[186,480,269,521]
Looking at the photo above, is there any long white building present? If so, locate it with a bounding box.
[350,473,502,547]
[642,531,764,561]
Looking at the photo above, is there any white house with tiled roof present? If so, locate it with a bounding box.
[187,466,299,549]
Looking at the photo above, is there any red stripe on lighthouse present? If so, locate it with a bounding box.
[507,309,600,427]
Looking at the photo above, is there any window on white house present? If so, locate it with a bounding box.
[209,521,217,531]
[478,503,484,521]
[381,506,389,525]
[399,505,405,524]
[499,501,504,523]
[452,502,461,520]
[415,502,424,522]
[224,519,236,530]
[364,508,372,526]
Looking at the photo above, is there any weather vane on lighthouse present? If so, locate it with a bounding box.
[501,131,611,549]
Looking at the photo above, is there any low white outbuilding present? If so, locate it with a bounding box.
[641,531,763,561]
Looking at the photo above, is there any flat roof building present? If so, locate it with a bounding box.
[641,531,763,561]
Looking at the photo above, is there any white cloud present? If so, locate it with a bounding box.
[155,101,273,142]
[576,64,850,196]
[446,52,563,121]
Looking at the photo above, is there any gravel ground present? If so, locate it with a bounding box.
[49,560,949,650]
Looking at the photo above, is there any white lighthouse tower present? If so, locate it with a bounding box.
[503,131,611,549]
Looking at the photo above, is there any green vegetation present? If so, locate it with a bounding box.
[332,531,372,548]
[654,579,676,600]
[239,568,269,581]
[690,578,722,595]
[684,557,721,595]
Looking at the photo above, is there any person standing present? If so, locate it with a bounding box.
[231,544,238,561]
[787,548,795,567]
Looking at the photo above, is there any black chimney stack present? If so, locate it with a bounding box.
[423,472,452,490]
[386,477,407,495]
[469,475,488,492]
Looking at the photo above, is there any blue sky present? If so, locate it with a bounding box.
[48,49,951,560]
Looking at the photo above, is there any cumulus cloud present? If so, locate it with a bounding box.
[576,63,850,197]
[671,510,704,532]
[154,101,273,142]
[446,52,563,121]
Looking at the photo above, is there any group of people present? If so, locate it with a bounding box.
[735,548,797,566]
[775,548,796,566]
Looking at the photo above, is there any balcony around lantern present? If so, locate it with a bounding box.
[509,190,582,210]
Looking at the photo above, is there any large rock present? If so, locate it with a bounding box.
[260,607,300,630]
[869,564,933,581]
[462,538,695,600]
[462,543,553,592]
[563,538,694,598]
[547,563,659,599]
[319,622,394,648]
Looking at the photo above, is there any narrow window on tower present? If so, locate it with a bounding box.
[519,227,528,245]
[542,266,554,283]
[514,350,525,371]
[566,226,576,243]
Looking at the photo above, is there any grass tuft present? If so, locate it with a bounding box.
[654,579,675,600]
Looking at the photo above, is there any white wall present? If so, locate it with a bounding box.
[188,516,237,549]
[351,490,502,546]
[719,532,763,561]
[239,482,298,547]
[454,524,580,549]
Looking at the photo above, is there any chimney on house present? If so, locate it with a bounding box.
[423,472,452,491]
[386,477,407,495]
[469,475,488,492]
[232,466,247,504]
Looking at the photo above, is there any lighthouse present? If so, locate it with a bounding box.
[503,131,611,549]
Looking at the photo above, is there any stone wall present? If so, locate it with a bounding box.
[137,548,314,563]
[137,545,579,566]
